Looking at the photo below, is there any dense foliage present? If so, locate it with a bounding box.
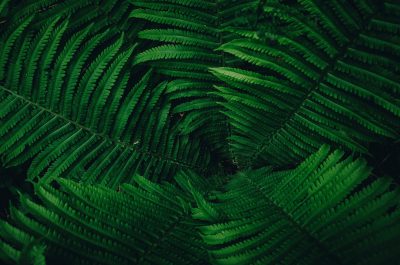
[1,0,399,264]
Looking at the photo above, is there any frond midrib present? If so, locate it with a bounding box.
[242,174,345,265]
[136,211,190,264]
[1,85,206,171]
[244,8,379,167]
[216,1,238,166]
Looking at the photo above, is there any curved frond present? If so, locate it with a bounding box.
[195,145,400,265]
[3,0,137,38]
[212,1,400,167]
[130,0,261,160]
[0,14,213,186]
[0,174,209,265]
[1,2,400,264]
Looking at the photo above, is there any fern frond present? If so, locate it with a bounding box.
[4,0,135,39]
[0,15,213,186]
[0,173,209,265]
[1,1,400,264]
[195,145,400,265]
[130,0,261,160]
[212,0,400,167]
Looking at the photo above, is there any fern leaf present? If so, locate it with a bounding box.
[195,145,400,265]
[0,15,213,185]
[0,174,210,265]
[212,0,400,167]
[130,0,260,159]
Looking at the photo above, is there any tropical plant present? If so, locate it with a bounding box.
[1,172,210,265]
[1,0,399,265]
[2,146,399,264]
[0,4,215,185]
[211,0,400,167]
[195,145,400,265]
[130,0,263,160]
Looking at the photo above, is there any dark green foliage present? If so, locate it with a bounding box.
[2,147,399,265]
[130,0,262,159]
[1,172,210,265]
[2,0,137,38]
[195,145,400,265]
[211,0,400,167]
[0,4,215,186]
[1,0,399,264]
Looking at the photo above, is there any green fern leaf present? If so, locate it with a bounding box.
[0,14,213,186]
[130,0,261,160]
[212,1,400,167]
[195,145,400,265]
[1,173,210,265]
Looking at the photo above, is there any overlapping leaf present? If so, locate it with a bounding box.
[212,0,400,167]
[0,13,213,186]
[130,0,263,160]
[1,172,209,265]
[195,145,400,265]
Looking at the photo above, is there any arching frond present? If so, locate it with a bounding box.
[1,1,399,264]
[0,173,209,265]
[130,0,261,160]
[195,145,400,265]
[2,0,138,39]
[212,0,400,167]
[0,14,214,186]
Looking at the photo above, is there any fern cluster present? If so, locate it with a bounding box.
[1,0,399,264]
